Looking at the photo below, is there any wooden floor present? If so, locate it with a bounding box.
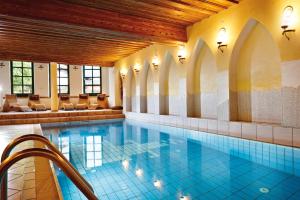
[0,109,124,125]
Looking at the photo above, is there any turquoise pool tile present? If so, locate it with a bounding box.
[43,120,300,200]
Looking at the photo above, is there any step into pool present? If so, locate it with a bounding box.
[43,119,300,200]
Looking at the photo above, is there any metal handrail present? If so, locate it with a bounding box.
[0,134,94,200]
[0,148,98,200]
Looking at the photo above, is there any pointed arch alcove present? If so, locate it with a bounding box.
[187,39,218,119]
[139,61,150,113]
[229,19,282,124]
[131,71,137,112]
[159,52,186,116]
[124,68,133,112]
[146,64,156,114]
[159,52,175,115]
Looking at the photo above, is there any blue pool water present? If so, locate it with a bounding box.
[43,119,300,200]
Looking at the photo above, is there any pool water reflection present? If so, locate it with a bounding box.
[43,120,300,200]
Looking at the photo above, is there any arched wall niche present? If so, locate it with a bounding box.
[158,52,173,115]
[165,52,187,116]
[124,68,133,112]
[229,18,282,124]
[146,64,156,114]
[131,70,137,112]
[187,39,218,119]
[168,58,180,116]
[110,67,121,107]
[139,60,150,113]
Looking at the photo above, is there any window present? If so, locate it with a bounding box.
[83,66,102,95]
[11,61,34,96]
[57,64,69,94]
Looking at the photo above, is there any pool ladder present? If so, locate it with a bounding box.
[0,134,98,200]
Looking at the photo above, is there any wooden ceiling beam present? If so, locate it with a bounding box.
[0,31,151,48]
[0,18,153,47]
[0,0,238,66]
[179,0,227,10]
[0,52,115,67]
[63,0,202,25]
[0,0,187,43]
[137,0,217,15]
[206,0,239,7]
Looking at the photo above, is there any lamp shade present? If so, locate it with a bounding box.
[178,45,186,58]
[120,68,127,78]
[217,27,228,44]
[281,6,294,28]
[152,56,159,66]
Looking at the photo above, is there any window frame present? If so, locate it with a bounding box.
[83,66,102,96]
[57,64,70,95]
[10,61,34,97]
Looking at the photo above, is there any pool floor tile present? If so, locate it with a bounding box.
[43,120,300,200]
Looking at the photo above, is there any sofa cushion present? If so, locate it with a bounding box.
[60,95,70,101]
[63,103,74,110]
[79,94,89,99]
[29,95,40,101]
[97,94,106,101]
[34,104,47,111]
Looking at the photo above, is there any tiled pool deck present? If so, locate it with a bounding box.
[0,124,60,200]
[0,110,124,125]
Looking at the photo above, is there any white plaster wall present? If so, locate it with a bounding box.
[101,67,109,94]
[217,71,230,121]
[34,63,50,97]
[69,65,83,96]
[154,82,160,114]
[168,64,180,116]
[200,46,218,119]
[124,70,133,112]
[231,22,282,124]
[0,61,10,109]
[108,67,118,107]
[147,69,155,114]
[131,75,137,112]
[0,61,11,95]
[135,83,141,113]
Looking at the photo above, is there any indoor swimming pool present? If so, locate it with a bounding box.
[43,119,300,200]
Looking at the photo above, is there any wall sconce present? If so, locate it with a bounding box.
[133,64,140,73]
[217,27,228,53]
[152,55,159,70]
[38,64,44,70]
[0,62,5,69]
[281,6,296,40]
[73,65,79,71]
[120,69,127,79]
[177,45,186,64]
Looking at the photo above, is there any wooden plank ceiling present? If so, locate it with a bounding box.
[0,0,238,66]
